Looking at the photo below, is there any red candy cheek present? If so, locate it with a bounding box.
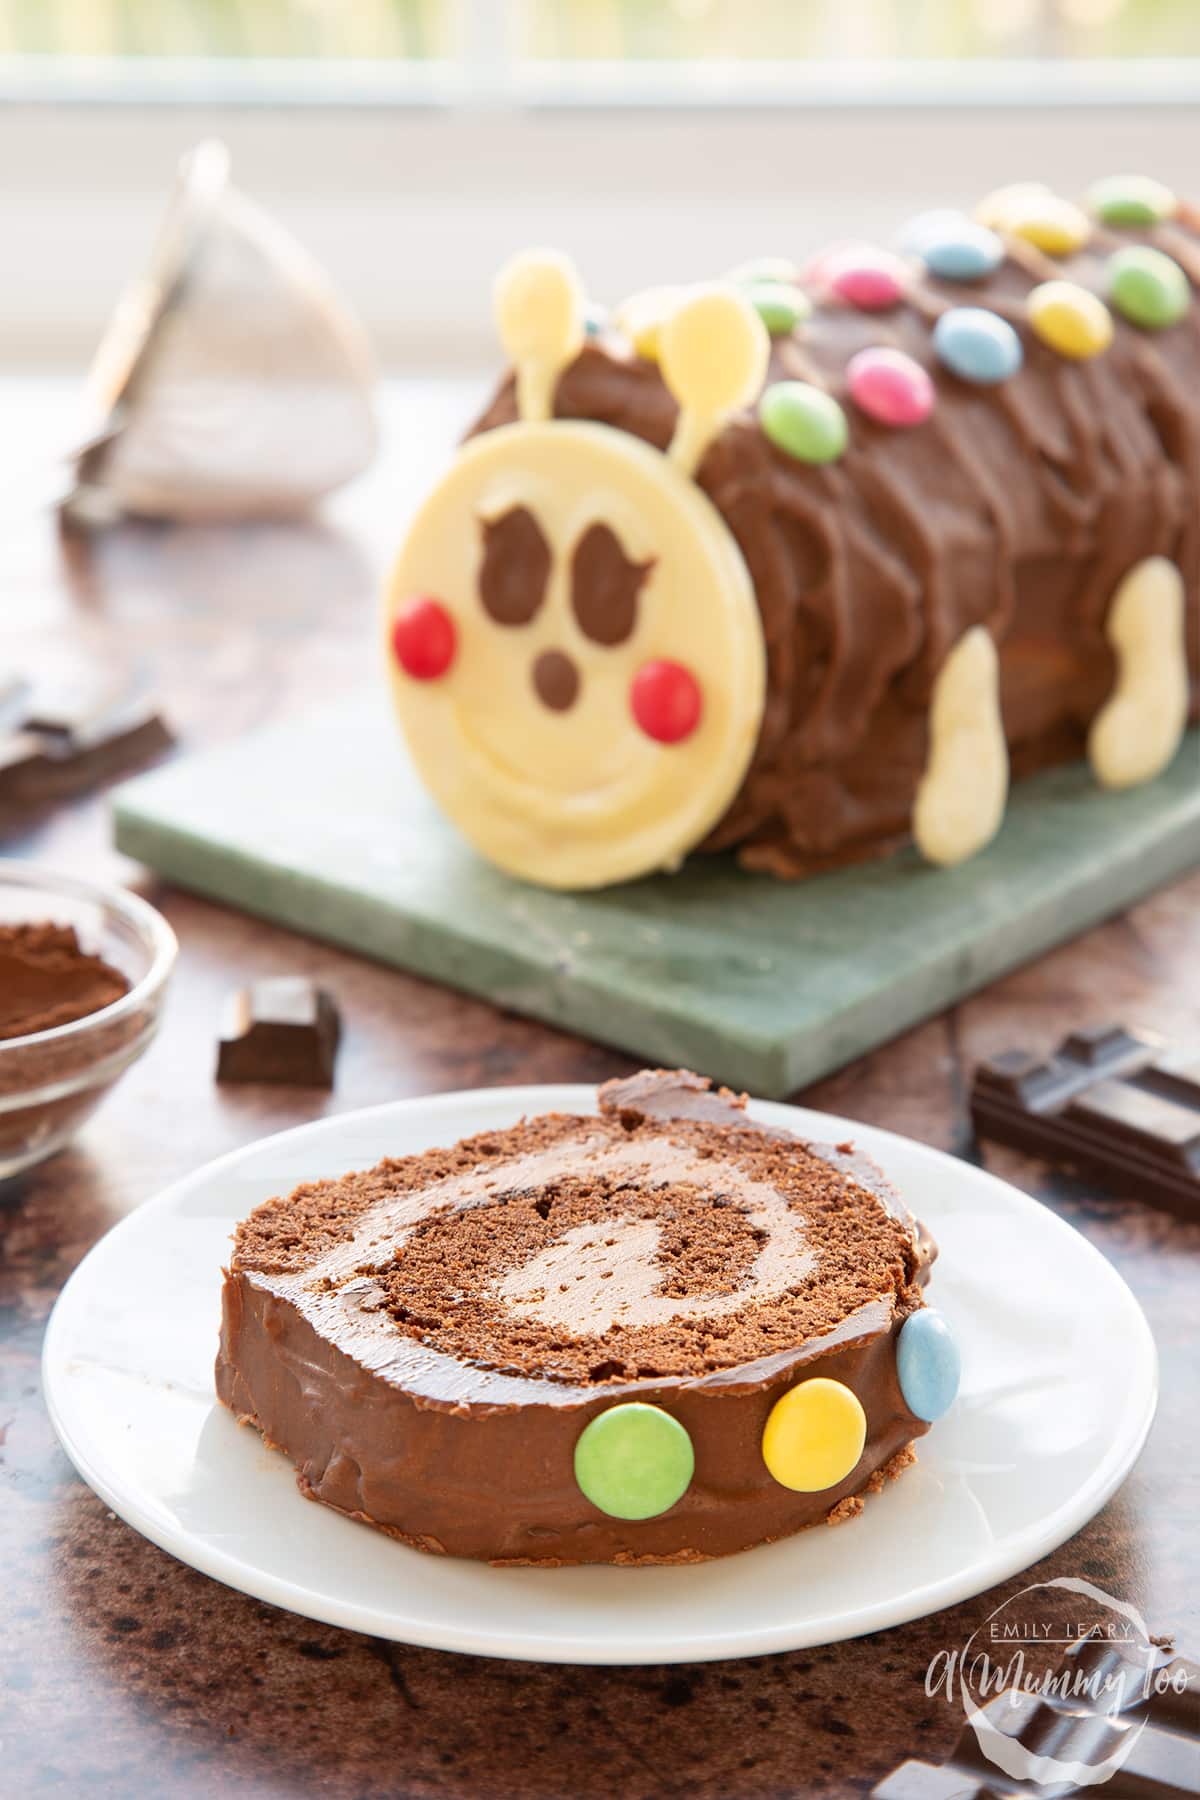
[391,597,457,680]
[630,660,703,745]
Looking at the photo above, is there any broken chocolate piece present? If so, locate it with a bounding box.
[0,731,50,785]
[971,1025,1200,1214]
[0,677,172,829]
[24,683,165,753]
[216,979,340,1088]
[874,1636,1199,1800]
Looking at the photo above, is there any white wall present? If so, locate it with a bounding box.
[4,97,1199,368]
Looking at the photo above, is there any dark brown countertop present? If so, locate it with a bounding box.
[1,379,1197,1798]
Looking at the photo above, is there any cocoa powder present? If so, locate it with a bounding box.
[0,922,129,1040]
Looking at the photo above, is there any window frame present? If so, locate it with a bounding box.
[2,52,1197,368]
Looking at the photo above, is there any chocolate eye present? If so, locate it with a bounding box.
[478,506,551,626]
[570,523,654,647]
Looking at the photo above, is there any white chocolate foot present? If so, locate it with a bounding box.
[912,626,1009,867]
[1088,556,1189,790]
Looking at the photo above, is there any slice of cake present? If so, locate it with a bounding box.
[216,1070,958,1565]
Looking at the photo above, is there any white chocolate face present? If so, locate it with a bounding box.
[385,420,766,888]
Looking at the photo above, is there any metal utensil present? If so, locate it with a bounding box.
[67,139,378,523]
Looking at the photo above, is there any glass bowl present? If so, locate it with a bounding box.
[0,864,177,1179]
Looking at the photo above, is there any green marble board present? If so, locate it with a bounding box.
[112,700,1200,1098]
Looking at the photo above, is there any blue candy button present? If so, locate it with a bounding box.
[933,306,1023,386]
[897,1309,961,1422]
[898,208,965,253]
[900,211,1005,282]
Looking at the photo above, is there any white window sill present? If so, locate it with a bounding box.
[2,75,1198,368]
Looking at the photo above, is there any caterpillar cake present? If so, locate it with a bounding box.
[385,175,1198,887]
[215,1069,958,1565]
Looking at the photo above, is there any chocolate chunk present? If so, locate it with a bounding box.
[0,677,172,827]
[216,979,340,1088]
[970,1025,1200,1214]
[874,1636,1199,1800]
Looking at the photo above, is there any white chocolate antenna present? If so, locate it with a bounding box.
[493,249,585,424]
[660,286,770,478]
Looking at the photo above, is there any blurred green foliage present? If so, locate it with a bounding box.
[524,0,1200,61]
[0,0,447,58]
[2,0,1197,61]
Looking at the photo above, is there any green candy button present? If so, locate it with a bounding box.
[573,1403,695,1521]
[1088,174,1177,228]
[759,380,848,465]
[727,255,800,286]
[745,279,812,337]
[1107,246,1191,330]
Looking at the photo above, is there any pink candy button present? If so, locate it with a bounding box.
[826,247,908,312]
[800,238,873,287]
[846,348,935,428]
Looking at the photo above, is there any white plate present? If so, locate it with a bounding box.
[43,1086,1157,1665]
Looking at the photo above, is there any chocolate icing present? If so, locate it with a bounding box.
[478,504,551,626]
[570,521,652,646]
[598,1066,750,1125]
[531,648,579,712]
[216,1070,934,1564]
[471,211,1200,874]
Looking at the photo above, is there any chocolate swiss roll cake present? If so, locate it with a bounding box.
[216,1070,959,1566]
[385,175,1198,888]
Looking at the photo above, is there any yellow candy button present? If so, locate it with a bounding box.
[615,285,686,362]
[977,185,1089,256]
[1028,281,1114,361]
[976,181,1052,231]
[761,1377,867,1493]
[1007,197,1090,257]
